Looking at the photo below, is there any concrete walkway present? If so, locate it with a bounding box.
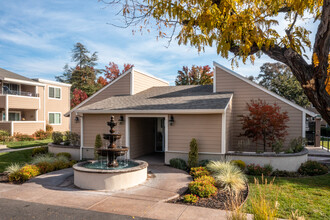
[0,165,231,220]
[0,146,40,153]
[306,146,330,157]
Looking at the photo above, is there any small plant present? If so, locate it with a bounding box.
[33,129,48,140]
[94,134,102,159]
[5,163,22,174]
[13,132,34,141]
[35,161,55,174]
[183,194,199,203]
[289,137,306,153]
[246,164,273,176]
[271,169,300,177]
[250,176,279,220]
[31,154,56,165]
[195,175,216,185]
[289,210,306,220]
[230,160,246,171]
[272,140,283,154]
[188,138,199,168]
[53,157,70,170]
[56,152,72,160]
[32,146,48,157]
[199,159,210,167]
[0,129,10,142]
[169,158,187,170]
[298,161,328,176]
[188,179,217,198]
[9,164,40,183]
[225,192,247,220]
[190,167,210,179]
[207,161,247,194]
[52,132,63,145]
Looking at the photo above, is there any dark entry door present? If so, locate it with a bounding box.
[155,118,165,152]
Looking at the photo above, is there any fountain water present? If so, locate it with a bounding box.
[73,115,148,191]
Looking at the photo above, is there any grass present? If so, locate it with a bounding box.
[0,149,33,172]
[2,139,52,149]
[244,174,330,220]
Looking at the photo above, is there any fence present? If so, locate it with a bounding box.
[320,136,330,152]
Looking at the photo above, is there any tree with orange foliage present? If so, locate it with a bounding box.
[240,99,289,152]
[98,62,134,87]
[71,88,88,108]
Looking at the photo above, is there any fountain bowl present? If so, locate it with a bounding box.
[73,160,148,191]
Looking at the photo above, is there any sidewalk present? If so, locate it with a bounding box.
[0,165,237,220]
[306,146,330,157]
[0,146,40,153]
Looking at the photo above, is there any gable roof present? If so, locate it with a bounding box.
[213,61,317,117]
[77,85,232,114]
[0,68,45,86]
[65,67,168,116]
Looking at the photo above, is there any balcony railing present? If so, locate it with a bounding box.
[1,90,39,97]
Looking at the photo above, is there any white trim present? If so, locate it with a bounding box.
[5,94,39,99]
[125,114,169,159]
[302,112,306,138]
[130,68,134,95]
[213,61,317,117]
[69,112,72,131]
[133,68,169,85]
[3,78,45,87]
[5,95,8,121]
[48,85,62,100]
[80,114,84,160]
[35,78,71,87]
[213,66,216,93]
[221,112,226,154]
[11,121,13,136]
[166,150,224,155]
[77,109,225,114]
[48,112,62,125]
[43,86,46,124]
[12,121,45,123]
[64,67,134,117]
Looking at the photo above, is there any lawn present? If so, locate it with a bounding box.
[3,139,52,149]
[0,149,33,172]
[244,174,330,220]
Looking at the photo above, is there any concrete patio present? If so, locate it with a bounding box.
[0,164,231,220]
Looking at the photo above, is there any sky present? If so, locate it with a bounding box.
[0,0,319,85]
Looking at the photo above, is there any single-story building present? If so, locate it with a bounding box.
[65,62,316,163]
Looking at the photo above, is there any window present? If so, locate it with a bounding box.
[9,112,20,121]
[49,87,61,99]
[3,83,19,95]
[49,113,61,125]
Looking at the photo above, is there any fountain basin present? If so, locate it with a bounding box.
[73,160,148,191]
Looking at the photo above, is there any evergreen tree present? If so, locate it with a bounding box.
[188,138,198,168]
[94,134,102,159]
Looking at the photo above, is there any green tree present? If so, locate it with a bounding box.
[175,65,213,85]
[56,43,101,96]
[188,138,198,168]
[257,63,310,107]
[102,0,330,124]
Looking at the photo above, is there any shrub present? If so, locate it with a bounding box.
[35,161,55,174]
[289,137,306,153]
[5,163,22,174]
[188,179,217,198]
[272,169,300,177]
[31,154,56,165]
[207,161,247,194]
[70,132,80,146]
[32,146,48,157]
[9,164,40,183]
[230,160,246,171]
[52,132,63,145]
[53,160,70,170]
[272,140,283,154]
[298,161,328,176]
[63,131,71,145]
[33,129,48,140]
[0,129,10,142]
[188,138,199,168]
[190,167,210,179]
[56,152,72,160]
[169,158,187,170]
[94,134,102,159]
[246,164,273,176]
[199,159,210,167]
[183,194,199,203]
[69,160,77,167]
[14,132,34,141]
[195,175,216,185]
[46,124,53,138]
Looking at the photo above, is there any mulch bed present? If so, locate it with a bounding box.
[169,186,249,210]
[0,173,9,183]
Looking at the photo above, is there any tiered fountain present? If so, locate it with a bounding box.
[73,116,148,191]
